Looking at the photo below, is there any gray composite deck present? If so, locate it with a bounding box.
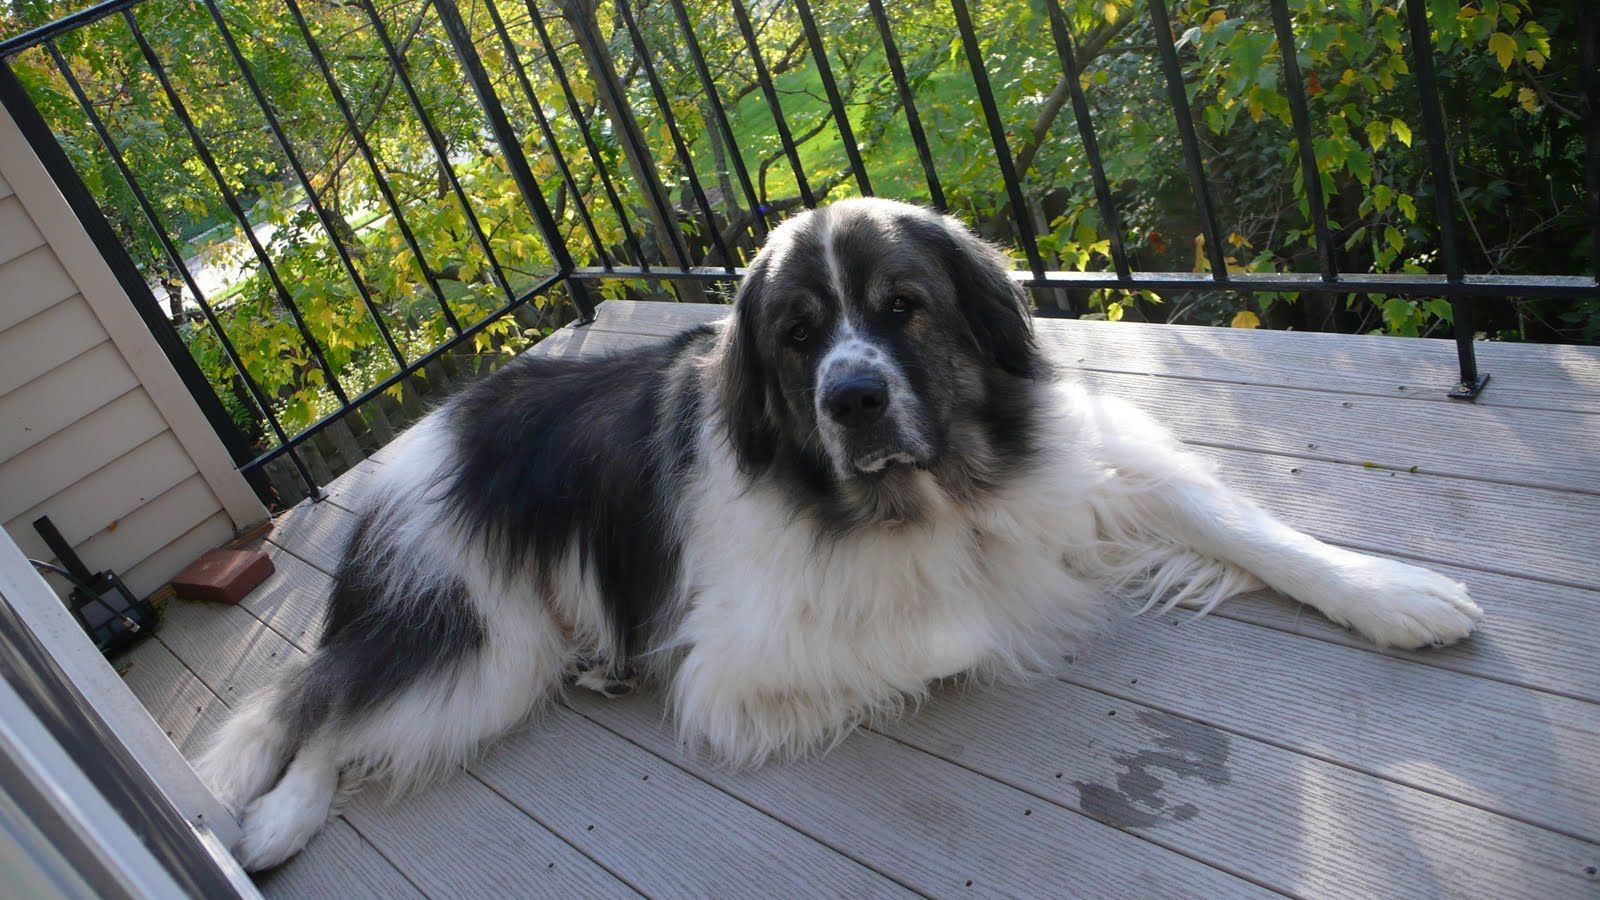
[120,300,1600,898]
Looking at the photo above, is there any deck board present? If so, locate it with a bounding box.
[1061,614,1600,841]
[565,692,1271,897]
[338,771,639,899]
[872,678,1600,898]
[469,706,915,897]
[252,819,423,900]
[115,301,1600,896]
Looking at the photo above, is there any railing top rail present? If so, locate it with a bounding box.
[0,0,148,58]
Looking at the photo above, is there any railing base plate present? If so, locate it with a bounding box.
[1447,373,1491,401]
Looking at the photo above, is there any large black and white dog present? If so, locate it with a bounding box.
[200,199,1481,869]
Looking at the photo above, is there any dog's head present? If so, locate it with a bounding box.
[719,198,1042,527]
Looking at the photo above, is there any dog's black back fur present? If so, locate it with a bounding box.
[440,326,717,666]
[290,326,714,741]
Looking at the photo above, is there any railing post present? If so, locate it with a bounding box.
[431,0,595,324]
[1402,0,1487,400]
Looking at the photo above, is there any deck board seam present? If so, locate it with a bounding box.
[1054,668,1600,848]
[225,575,320,654]
[858,725,1293,897]
[1180,438,1600,498]
[316,815,432,900]
[1207,599,1600,706]
[262,533,336,577]
[557,698,931,898]
[455,766,650,899]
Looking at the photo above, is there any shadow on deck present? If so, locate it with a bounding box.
[120,301,1600,897]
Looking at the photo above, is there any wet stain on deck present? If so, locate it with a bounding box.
[1075,710,1231,828]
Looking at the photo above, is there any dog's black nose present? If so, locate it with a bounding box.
[824,374,889,429]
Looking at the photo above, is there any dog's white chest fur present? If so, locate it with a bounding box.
[663,400,1112,763]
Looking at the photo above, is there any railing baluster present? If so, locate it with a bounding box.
[354,0,519,308]
[124,9,351,408]
[949,0,1047,281]
[432,0,597,323]
[793,0,872,197]
[1267,0,1336,283]
[1042,0,1130,281]
[1147,0,1229,281]
[1577,0,1599,287]
[866,0,945,211]
[201,0,408,372]
[47,41,323,499]
[730,0,814,207]
[480,0,612,273]
[563,0,695,272]
[1402,0,1485,399]
[612,0,736,272]
[282,0,461,335]
[667,0,769,240]
[524,0,650,272]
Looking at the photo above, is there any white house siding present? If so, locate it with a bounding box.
[0,105,267,599]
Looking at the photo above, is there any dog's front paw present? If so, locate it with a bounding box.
[1321,555,1483,649]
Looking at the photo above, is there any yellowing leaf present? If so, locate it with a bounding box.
[1231,310,1261,329]
[1524,49,1547,70]
[1341,68,1356,87]
[1100,2,1120,25]
[1491,83,1513,98]
[1204,9,1226,30]
[1106,301,1124,322]
[1518,86,1538,113]
[1391,118,1412,146]
[1366,119,1388,149]
[1488,32,1516,70]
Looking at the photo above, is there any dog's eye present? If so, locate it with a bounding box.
[788,322,810,344]
[890,295,915,315]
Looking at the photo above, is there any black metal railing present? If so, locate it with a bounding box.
[1,0,1596,507]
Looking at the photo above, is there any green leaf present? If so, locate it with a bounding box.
[1390,118,1412,147]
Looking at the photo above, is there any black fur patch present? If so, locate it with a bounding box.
[292,510,484,741]
[442,325,717,668]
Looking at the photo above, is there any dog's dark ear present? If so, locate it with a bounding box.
[721,263,778,467]
[939,216,1038,377]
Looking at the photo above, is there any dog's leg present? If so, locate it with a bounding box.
[234,734,339,871]
[1134,474,1482,648]
[1087,395,1481,648]
[193,681,295,816]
